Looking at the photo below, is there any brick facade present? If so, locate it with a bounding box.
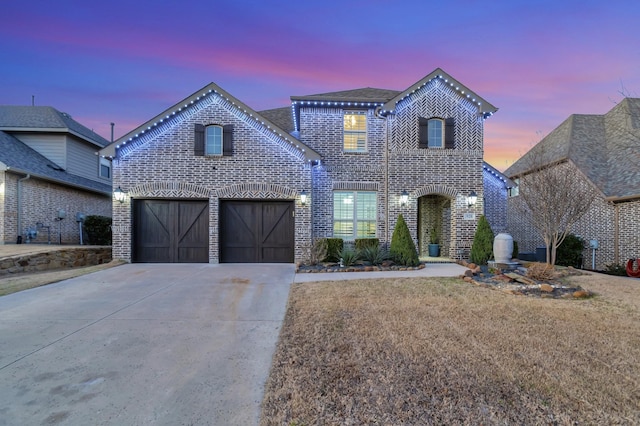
[1,172,111,245]
[111,93,312,263]
[108,70,501,263]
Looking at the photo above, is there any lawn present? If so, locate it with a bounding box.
[261,273,640,425]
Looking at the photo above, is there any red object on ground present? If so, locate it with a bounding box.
[626,259,640,278]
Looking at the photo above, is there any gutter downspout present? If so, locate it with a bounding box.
[17,174,31,243]
[614,202,619,264]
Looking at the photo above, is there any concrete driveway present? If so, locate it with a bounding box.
[0,263,295,426]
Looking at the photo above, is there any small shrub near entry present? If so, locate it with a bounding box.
[390,214,419,267]
[322,238,344,262]
[360,245,389,266]
[84,215,112,245]
[470,215,494,265]
[604,263,627,276]
[338,246,360,267]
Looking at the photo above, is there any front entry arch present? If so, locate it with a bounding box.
[417,194,452,257]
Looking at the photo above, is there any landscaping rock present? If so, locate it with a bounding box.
[540,284,554,293]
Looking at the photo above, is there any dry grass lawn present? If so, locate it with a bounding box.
[261,272,640,425]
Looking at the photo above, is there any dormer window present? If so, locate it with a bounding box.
[419,117,455,149]
[343,111,367,152]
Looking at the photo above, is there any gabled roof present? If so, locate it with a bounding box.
[259,107,295,133]
[100,83,321,163]
[483,161,515,188]
[504,98,640,200]
[0,106,109,148]
[380,68,498,118]
[0,131,111,195]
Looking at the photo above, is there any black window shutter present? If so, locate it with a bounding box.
[445,118,455,149]
[418,117,429,149]
[194,123,204,156]
[223,124,233,156]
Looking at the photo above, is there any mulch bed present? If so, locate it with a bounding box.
[297,259,592,299]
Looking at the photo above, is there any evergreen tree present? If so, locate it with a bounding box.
[390,214,419,267]
[470,215,494,265]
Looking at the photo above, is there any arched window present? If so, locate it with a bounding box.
[206,125,223,155]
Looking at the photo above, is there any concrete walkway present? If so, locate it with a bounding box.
[0,263,295,426]
[294,262,467,282]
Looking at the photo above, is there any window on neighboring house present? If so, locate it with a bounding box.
[508,178,520,197]
[333,191,377,240]
[343,111,367,152]
[194,123,233,156]
[99,158,111,179]
[419,117,455,149]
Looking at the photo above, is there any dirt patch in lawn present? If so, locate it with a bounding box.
[261,272,640,425]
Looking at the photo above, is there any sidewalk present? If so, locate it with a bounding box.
[294,262,467,283]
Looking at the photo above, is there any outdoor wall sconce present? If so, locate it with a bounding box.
[467,190,478,207]
[400,190,409,207]
[300,190,308,206]
[113,186,126,203]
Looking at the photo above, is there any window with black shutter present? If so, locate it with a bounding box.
[445,118,455,149]
[194,123,205,156]
[223,124,233,156]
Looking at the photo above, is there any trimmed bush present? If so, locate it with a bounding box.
[322,238,344,262]
[84,215,112,245]
[355,238,379,251]
[390,214,419,267]
[307,238,328,265]
[556,234,584,268]
[470,215,494,265]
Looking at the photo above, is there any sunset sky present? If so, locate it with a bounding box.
[2,0,639,170]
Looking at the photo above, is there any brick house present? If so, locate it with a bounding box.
[101,68,506,263]
[505,98,640,270]
[0,106,112,245]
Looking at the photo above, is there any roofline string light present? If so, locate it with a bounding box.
[378,75,494,119]
[291,101,384,132]
[108,88,314,162]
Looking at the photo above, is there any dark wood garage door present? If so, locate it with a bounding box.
[133,200,209,263]
[219,200,294,263]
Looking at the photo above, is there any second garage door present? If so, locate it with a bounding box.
[219,200,294,263]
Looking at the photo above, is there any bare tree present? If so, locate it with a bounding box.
[514,147,597,265]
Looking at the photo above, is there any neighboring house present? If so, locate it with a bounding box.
[100,68,504,263]
[505,98,640,270]
[0,106,112,245]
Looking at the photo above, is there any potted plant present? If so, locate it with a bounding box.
[428,227,440,257]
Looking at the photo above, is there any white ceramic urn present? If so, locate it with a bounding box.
[493,233,514,263]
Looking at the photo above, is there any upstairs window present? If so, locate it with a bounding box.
[428,118,443,148]
[343,111,367,152]
[419,117,455,149]
[508,178,520,197]
[194,124,233,156]
[206,125,223,156]
[99,157,111,179]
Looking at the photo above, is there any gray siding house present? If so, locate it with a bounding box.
[101,68,506,263]
[505,98,640,270]
[0,106,112,245]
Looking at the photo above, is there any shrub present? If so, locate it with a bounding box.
[512,240,519,259]
[526,262,556,281]
[604,263,627,276]
[306,239,328,265]
[470,215,494,265]
[429,227,439,244]
[338,246,360,267]
[84,215,112,245]
[360,245,389,266]
[390,214,419,267]
[556,234,585,268]
[322,238,343,262]
[355,238,379,251]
